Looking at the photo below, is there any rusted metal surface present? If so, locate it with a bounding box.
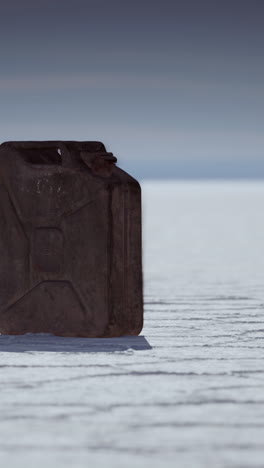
[0,141,143,337]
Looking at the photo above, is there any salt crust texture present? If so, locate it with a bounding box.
[1,181,264,468]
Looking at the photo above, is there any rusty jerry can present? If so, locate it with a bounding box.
[0,141,143,337]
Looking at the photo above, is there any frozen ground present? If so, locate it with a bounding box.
[1,181,264,468]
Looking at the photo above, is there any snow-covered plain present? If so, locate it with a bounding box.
[1,181,264,468]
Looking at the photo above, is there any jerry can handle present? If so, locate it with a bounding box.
[2,141,116,167]
[3,141,73,167]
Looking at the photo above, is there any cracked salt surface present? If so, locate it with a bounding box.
[1,181,264,468]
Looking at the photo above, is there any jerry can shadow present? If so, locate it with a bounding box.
[0,141,143,337]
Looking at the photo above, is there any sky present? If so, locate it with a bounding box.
[0,0,263,179]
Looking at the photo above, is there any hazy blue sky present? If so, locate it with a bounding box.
[0,0,263,178]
